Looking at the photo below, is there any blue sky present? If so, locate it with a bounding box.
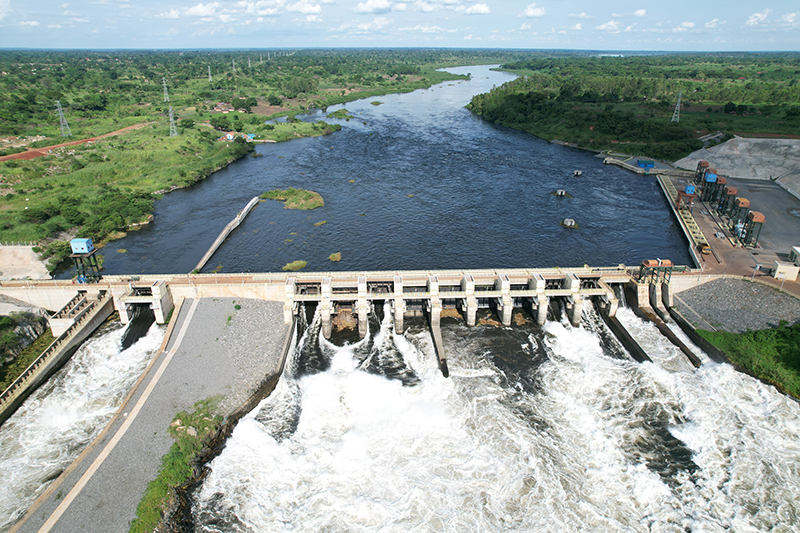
[1,1,799,50]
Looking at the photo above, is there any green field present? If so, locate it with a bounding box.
[699,322,800,399]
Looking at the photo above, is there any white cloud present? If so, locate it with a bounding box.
[705,18,721,28]
[20,20,41,26]
[783,12,800,24]
[287,1,320,14]
[611,12,622,18]
[240,1,281,16]
[470,4,490,14]
[185,3,220,17]
[571,23,581,30]
[48,24,63,28]
[520,3,544,18]
[746,9,771,26]
[399,23,453,32]
[464,33,472,39]
[634,9,646,17]
[569,12,591,19]
[70,17,89,23]
[462,4,489,15]
[305,14,321,21]
[415,1,438,13]
[596,20,619,32]
[157,8,181,18]
[520,22,530,30]
[394,3,406,11]
[357,15,390,29]
[625,23,635,32]
[673,21,695,32]
[355,0,392,14]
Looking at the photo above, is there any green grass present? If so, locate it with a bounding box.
[698,322,800,399]
[328,252,342,262]
[282,260,307,271]
[129,397,223,533]
[260,188,324,210]
[0,329,55,392]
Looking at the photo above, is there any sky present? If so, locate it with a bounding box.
[1,0,799,51]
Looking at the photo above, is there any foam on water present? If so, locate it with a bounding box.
[0,321,164,531]
[192,304,800,532]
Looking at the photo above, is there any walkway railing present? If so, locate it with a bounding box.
[0,292,110,413]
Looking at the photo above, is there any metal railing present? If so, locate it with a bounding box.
[0,292,110,411]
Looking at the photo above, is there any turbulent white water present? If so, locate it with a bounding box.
[193,304,800,532]
[0,321,164,531]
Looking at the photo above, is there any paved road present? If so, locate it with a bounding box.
[10,297,289,533]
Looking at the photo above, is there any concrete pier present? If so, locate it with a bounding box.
[393,275,405,334]
[462,275,477,327]
[495,275,513,326]
[564,273,583,327]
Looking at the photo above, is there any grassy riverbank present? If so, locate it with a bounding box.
[699,323,800,399]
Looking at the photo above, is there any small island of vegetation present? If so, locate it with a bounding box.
[260,188,324,210]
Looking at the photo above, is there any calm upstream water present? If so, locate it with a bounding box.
[81,65,692,275]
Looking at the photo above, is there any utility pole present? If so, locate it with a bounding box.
[55,100,71,137]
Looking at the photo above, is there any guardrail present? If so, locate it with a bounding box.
[0,292,110,415]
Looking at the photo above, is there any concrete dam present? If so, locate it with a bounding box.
[0,262,701,411]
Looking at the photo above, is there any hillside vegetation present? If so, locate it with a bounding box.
[468,53,800,160]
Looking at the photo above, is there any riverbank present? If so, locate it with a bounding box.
[10,298,290,533]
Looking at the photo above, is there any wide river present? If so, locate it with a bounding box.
[79,65,692,275]
[20,66,795,533]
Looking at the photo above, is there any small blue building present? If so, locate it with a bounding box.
[636,159,655,169]
[70,238,94,255]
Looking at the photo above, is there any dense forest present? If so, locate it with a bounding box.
[467,53,800,160]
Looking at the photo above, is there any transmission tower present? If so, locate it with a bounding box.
[671,91,682,123]
[248,58,251,68]
[260,54,263,64]
[162,77,170,103]
[55,100,71,137]
[232,59,236,73]
[208,65,212,82]
[168,106,178,137]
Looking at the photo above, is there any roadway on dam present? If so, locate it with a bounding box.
[10,298,289,533]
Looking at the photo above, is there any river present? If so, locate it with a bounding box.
[74,65,692,275]
[23,66,798,532]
